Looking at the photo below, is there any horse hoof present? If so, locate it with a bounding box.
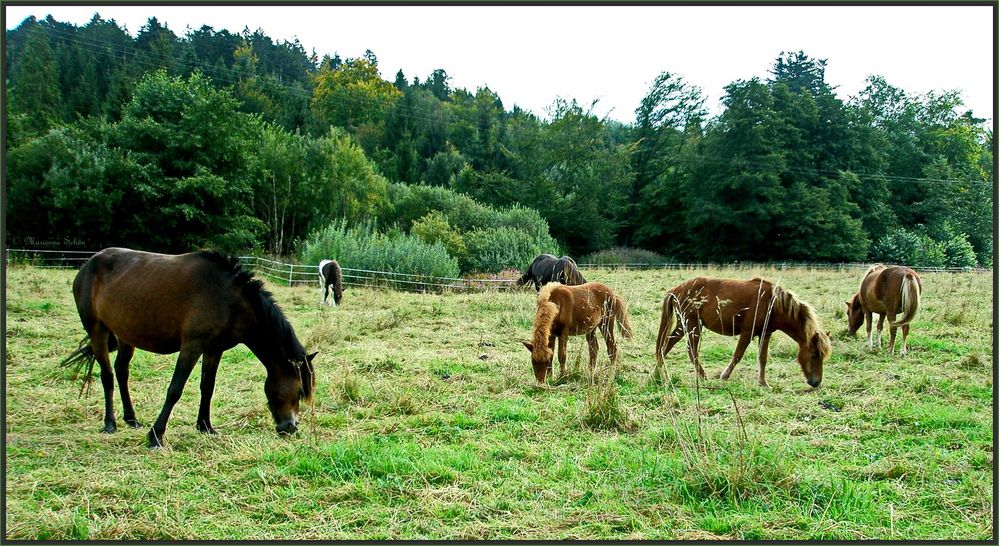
[197,423,217,435]
[125,419,143,429]
[102,423,117,434]
[147,429,165,448]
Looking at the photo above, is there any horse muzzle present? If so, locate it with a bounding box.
[276,418,299,435]
[807,377,822,388]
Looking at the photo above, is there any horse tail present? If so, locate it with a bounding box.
[58,334,118,397]
[613,294,633,339]
[891,272,921,327]
[655,294,678,368]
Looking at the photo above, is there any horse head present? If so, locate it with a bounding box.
[796,331,830,388]
[845,294,864,334]
[264,351,317,435]
[522,341,554,384]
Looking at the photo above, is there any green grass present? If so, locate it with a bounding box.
[3,264,993,539]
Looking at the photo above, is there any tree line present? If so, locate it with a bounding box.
[5,14,993,269]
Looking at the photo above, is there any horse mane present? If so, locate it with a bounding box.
[560,257,586,285]
[861,264,886,287]
[772,286,830,356]
[196,250,314,400]
[531,283,562,359]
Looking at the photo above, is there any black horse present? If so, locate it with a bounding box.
[60,248,316,448]
[319,259,344,306]
[516,254,587,291]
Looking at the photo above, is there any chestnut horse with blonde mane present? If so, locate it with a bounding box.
[522,282,633,383]
[655,277,831,387]
[846,264,922,355]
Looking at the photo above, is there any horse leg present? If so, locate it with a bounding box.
[196,352,223,434]
[113,343,142,428]
[148,347,202,448]
[586,330,599,373]
[865,311,875,349]
[656,327,685,372]
[719,328,753,381]
[757,333,773,387]
[556,334,569,378]
[875,314,886,349]
[686,328,706,379]
[886,313,899,355]
[604,320,618,367]
[90,328,117,433]
[600,308,618,365]
[900,324,910,356]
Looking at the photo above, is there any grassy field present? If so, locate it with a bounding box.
[3,264,993,540]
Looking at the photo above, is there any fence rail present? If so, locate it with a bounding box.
[5,249,991,294]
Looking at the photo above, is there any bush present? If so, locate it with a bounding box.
[871,228,946,268]
[386,182,563,274]
[581,247,672,266]
[385,182,554,236]
[462,226,560,274]
[943,232,978,268]
[300,219,460,283]
[411,212,467,264]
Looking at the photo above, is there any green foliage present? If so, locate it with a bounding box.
[300,218,460,281]
[411,212,468,264]
[871,228,949,268]
[461,226,560,274]
[385,182,562,273]
[3,17,991,265]
[581,247,672,266]
[311,54,401,131]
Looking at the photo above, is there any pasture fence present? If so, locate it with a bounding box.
[5,249,990,295]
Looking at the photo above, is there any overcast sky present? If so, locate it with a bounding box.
[4,4,994,125]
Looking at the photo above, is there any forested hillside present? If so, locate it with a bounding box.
[5,14,993,269]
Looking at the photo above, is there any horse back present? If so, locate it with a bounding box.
[546,282,615,335]
[75,248,243,354]
[861,265,918,314]
[670,276,777,336]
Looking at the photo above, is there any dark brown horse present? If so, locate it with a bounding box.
[655,277,831,388]
[846,264,922,355]
[60,248,316,447]
[516,254,587,291]
[319,259,344,306]
[522,282,633,383]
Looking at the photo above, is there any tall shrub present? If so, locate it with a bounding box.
[300,218,460,280]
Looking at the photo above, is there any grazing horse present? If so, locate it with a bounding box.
[521,282,633,383]
[319,259,344,306]
[846,264,922,355]
[60,248,316,447]
[516,254,587,291]
[655,277,831,388]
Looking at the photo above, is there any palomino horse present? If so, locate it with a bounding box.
[522,282,633,383]
[655,277,831,387]
[319,259,344,306]
[516,254,587,291]
[846,264,922,355]
[60,248,316,447]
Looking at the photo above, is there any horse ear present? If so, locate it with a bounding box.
[306,351,318,363]
[522,341,534,352]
